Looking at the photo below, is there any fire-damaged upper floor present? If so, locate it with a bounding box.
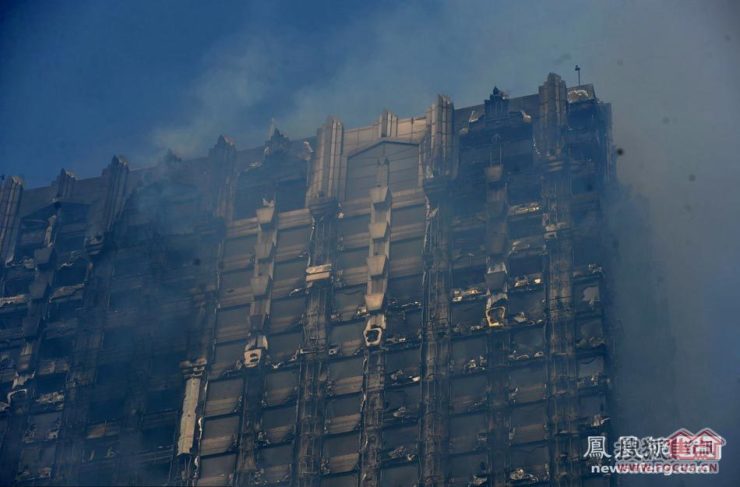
[0,73,616,487]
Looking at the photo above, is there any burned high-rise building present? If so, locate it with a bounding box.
[0,73,616,486]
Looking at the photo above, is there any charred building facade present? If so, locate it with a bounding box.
[0,73,616,486]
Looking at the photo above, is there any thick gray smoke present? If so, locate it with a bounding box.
[5,0,738,484]
[116,1,740,483]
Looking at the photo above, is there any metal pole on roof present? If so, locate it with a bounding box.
[575,65,581,86]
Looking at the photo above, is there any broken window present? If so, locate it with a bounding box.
[55,260,88,286]
[199,453,236,485]
[328,320,364,356]
[387,275,423,303]
[322,432,360,465]
[576,319,605,349]
[386,309,422,344]
[264,369,299,406]
[213,342,246,373]
[510,404,547,443]
[451,337,487,374]
[380,464,419,486]
[386,348,421,386]
[577,356,606,387]
[258,443,293,467]
[201,415,240,455]
[509,365,547,403]
[0,308,26,330]
[276,178,307,213]
[452,267,486,291]
[88,398,124,424]
[452,228,486,257]
[575,282,601,313]
[205,378,243,417]
[269,296,306,332]
[509,327,545,360]
[233,171,272,220]
[384,385,420,425]
[17,443,56,481]
[333,286,365,317]
[382,425,418,462]
[510,444,549,481]
[24,412,62,442]
[508,289,545,324]
[451,300,486,333]
[39,336,73,362]
[327,357,363,395]
[507,179,541,207]
[448,452,488,481]
[449,413,487,453]
[262,405,295,443]
[325,394,361,434]
[580,394,608,420]
[55,233,85,253]
[4,272,33,295]
[508,215,542,240]
[0,347,21,371]
[268,331,301,362]
[145,387,181,413]
[450,375,487,414]
[138,423,175,452]
[508,254,543,277]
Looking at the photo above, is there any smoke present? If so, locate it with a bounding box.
[3,0,737,482]
[151,1,740,483]
[150,38,281,156]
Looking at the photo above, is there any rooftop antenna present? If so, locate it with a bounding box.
[575,65,581,86]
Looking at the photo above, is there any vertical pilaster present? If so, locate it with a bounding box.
[0,176,23,263]
[295,117,343,487]
[234,202,277,486]
[537,73,582,487]
[101,157,129,231]
[420,96,455,487]
[359,170,392,486]
[484,162,511,487]
[209,135,237,221]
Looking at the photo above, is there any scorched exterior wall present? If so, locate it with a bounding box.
[0,73,616,487]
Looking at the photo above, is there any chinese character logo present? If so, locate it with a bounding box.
[667,428,725,461]
[584,436,612,459]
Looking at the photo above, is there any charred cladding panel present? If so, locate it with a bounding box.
[0,74,615,487]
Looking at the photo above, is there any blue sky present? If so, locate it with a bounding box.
[1,1,740,484]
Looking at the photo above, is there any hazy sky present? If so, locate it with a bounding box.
[1,0,739,484]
